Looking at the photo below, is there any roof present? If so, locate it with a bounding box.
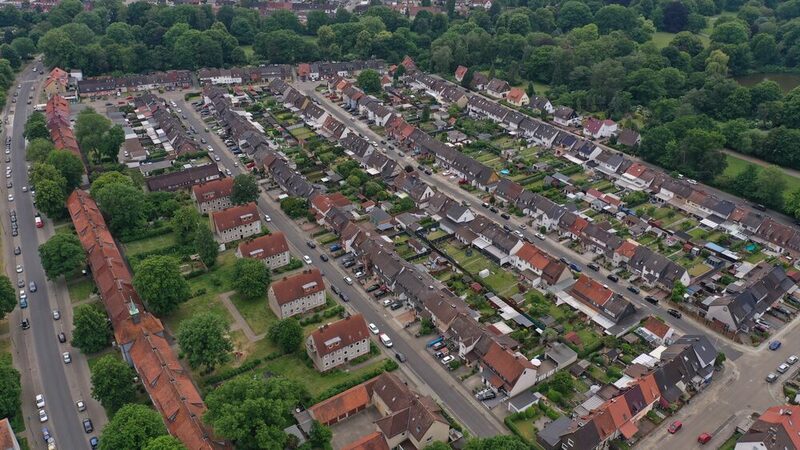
[740,405,800,450]
[309,314,370,358]
[641,316,671,339]
[192,177,234,203]
[341,432,389,450]
[309,384,371,424]
[507,87,527,103]
[146,164,220,192]
[211,202,259,232]
[570,275,614,307]
[237,232,289,260]
[513,242,552,271]
[481,341,534,389]
[0,418,17,450]
[270,268,325,305]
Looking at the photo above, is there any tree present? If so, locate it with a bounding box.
[46,150,84,192]
[464,436,529,450]
[269,318,303,354]
[133,256,191,316]
[143,436,187,450]
[231,174,259,205]
[171,206,201,245]
[550,371,575,395]
[177,312,233,371]
[670,281,686,302]
[72,303,112,354]
[35,178,68,219]
[280,197,309,219]
[94,182,147,235]
[421,105,431,122]
[309,421,333,450]
[204,375,308,449]
[753,165,787,210]
[424,443,452,450]
[557,1,592,31]
[232,258,269,300]
[357,68,382,94]
[38,233,85,279]
[90,354,137,413]
[0,275,13,322]
[99,404,168,450]
[622,191,649,207]
[194,226,219,268]
[731,164,758,197]
[24,112,50,141]
[26,138,55,163]
[0,357,20,419]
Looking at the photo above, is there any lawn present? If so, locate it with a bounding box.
[67,278,96,304]
[721,153,800,202]
[510,418,537,442]
[484,271,520,297]
[688,263,712,277]
[230,293,277,336]
[264,354,388,397]
[240,45,254,59]
[123,232,177,257]
[576,328,601,350]
[651,32,677,49]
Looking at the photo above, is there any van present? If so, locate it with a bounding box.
[380,333,393,347]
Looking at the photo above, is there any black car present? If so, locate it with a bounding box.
[331,285,341,295]
[607,274,620,282]
[320,254,329,262]
[83,418,93,433]
[627,285,640,295]
[395,352,407,362]
[500,213,510,220]
[503,224,511,232]
[13,246,20,255]
[340,293,349,302]
[390,301,403,310]
[644,296,659,305]
[668,308,682,319]
[588,263,600,271]
[342,260,355,268]
[57,332,66,343]
[753,203,767,211]
[306,241,316,248]
[20,318,29,329]
[489,206,498,213]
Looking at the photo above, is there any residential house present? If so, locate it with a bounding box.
[191,177,234,213]
[311,192,354,220]
[486,78,511,98]
[454,65,469,82]
[506,87,529,107]
[560,275,636,328]
[210,202,261,244]
[268,268,326,319]
[306,314,371,371]
[479,340,552,398]
[553,106,580,127]
[736,405,800,450]
[628,246,690,290]
[637,316,675,346]
[584,118,618,139]
[236,232,291,270]
[511,242,570,288]
[43,67,69,98]
[617,129,641,147]
[494,179,524,205]
[0,418,20,450]
[530,96,555,114]
[145,164,221,192]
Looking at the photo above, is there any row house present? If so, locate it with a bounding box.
[485,78,511,98]
[320,116,349,140]
[191,177,234,213]
[271,159,317,198]
[627,245,691,290]
[235,232,291,270]
[467,95,508,122]
[306,314,370,372]
[268,268,326,319]
[583,118,618,139]
[530,95,554,113]
[753,218,800,256]
[553,106,581,127]
[511,242,570,288]
[298,60,385,81]
[494,179,524,205]
[77,70,192,97]
[310,192,354,219]
[393,171,435,207]
[364,152,400,180]
[561,275,636,330]
[340,133,374,159]
[197,65,292,85]
[210,202,261,244]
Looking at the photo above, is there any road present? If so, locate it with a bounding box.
[169,94,507,438]
[5,63,104,449]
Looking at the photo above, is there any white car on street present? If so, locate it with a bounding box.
[35,394,45,409]
[368,323,379,335]
[303,255,312,264]
[38,409,48,422]
[62,352,71,364]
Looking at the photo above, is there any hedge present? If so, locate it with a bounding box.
[119,224,173,243]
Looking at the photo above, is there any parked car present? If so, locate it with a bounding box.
[535,233,546,240]
[90,436,99,449]
[627,285,640,294]
[475,389,497,401]
[766,372,779,383]
[500,213,510,220]
[569,263,582,272]
[778,363,790,374]
[35,394,45,409]
[607,274,619,282]
[57,332,66,343]
[668,309,682,319]
[697,433,712,445]
[770,340,782,351]
[668,421,682,434]
[390,301,403,310]
[62,352,71,364]
[76,400,86,412]
[368,323,379,334]
[306,241,316,248]
[382,298,393,307]
[588,263,600,271]
[303,255,312,264]
[344,277,353,285]
[788,355,799,365]
[395,352,407,362]
[644,296,659,305]
[319,254,329,262]
[379,333,393,347]
[83,418,94,433]
[489,206,498,213]
[441,355,455,365]
[366,284,380,292]
[38,409,48,423]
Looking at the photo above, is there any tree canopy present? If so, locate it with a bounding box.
[99,404,169,450]
[232,257,269,300]
[268,318,303,354]
[230,174,259,205]
[72,303,112,354]
[177,312,232,371]
[132,255,190,316]
[38,233,85,279]
[90,354,137,413]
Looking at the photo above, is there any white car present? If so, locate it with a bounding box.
[38,409,48,422]
[52,310,60,320]
[789,355,799,365]
[368,323,379,335]
[6,194,12,201]
[35,394,45,409]
[778,363,790,374]
[15,264,22,273]
[379,333,393,348]
[76,400,86,412]
[441,355,455,365]
[303,255,312,264]
[535,233,546,240]
[344,276,353,285]
[264,214,271,222]
[62,352,71,364]
[21,186,26,192]
[214,155,221,161]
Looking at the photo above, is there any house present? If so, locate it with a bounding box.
[628,246,690,290]
[553,107,580,127]
[511,242,570,288]
[486,78,511,98]
[530,96,555,114]
[145,164,221,192]
[44,67,69,98]
[617,129,641,147]
[561,275,636,328]
[736,405,800,450]
[454,65,469,82]
[268,268,326,319]
[306,314,371,372]
[479,340,543,398]
[311,192,354,218]
[236,232,291,270]
[506,87,529,107]
[0,418,20,450]
[584,118,618,139]
[637,316,675,346]
[369,208,394,231]
[210,202,261,244]
[307,372,450,449]
[191,177,234,213]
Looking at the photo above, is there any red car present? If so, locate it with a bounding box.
[698,433,712,444]
[668,421,682,434]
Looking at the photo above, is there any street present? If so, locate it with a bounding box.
[5,62,105,449]
[169,94,507,438]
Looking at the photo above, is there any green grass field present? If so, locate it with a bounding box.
[68,278,96,304]
[651,31,710,49]
[123,232,177,257]
[229,292,276,336]
[721,153,800,201]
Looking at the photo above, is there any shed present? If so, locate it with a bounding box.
[507,390,543,413]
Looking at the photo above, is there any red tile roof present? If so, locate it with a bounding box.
[309,384,371,424]
[625,163,647,179]
[238,232,289,260]
[615,240,638,259]
[570,275,614,308]
[514,242,552,271]
[641,316,671,339]
[481,341,533,389]
[341,432,389,450]
[309,314,370,358]
[455,65,468,80]
[507,87,526,104]
[192,178,234,203]
[270,268,325,305]
[757,405,800,449]
[0,418,16,449]
[211,202,259,232]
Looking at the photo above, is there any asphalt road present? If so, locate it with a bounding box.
[5,65,94,449]
[169,94,506,437]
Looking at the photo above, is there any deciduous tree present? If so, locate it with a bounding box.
[268,318,303,354]
[26,138,55,163]
[232,258,269,300]
[230,174,259,205]
[357,68,382,94]
[46,150,84,192]
[194,226,219,268]
[0,357,20,419]
[133,256,191,316]
[0,275,15,322]
[71,303,112,354]
[143,436,187,450]
[99,404,168,450]
[38,233,85,279]
[177,312,232,371]
[90,354,137,413]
